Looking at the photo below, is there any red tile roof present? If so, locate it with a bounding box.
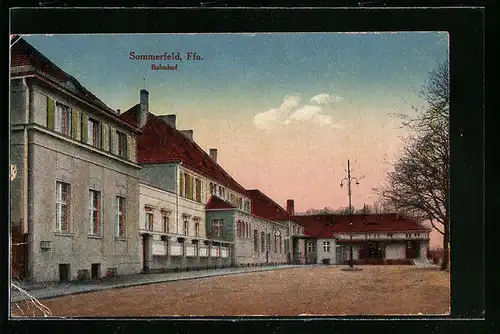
[291,214,430,238]
[120,107,248,195]
[246,189,291,222]
[10,38,138,132]
[205,195,237,210]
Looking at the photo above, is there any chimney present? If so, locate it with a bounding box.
[180,129,194,141]
[116,109,121,115]
[159,114,176,129]
[138,89,149,128]
[209,148,218,163]
[286,199,295,216]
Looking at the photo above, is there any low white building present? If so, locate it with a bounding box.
[289,211,431,265]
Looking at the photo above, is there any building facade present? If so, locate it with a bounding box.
[10,38,434,284]
[120,90,255,271]
[289,211,431,265]
[10,39,142,282]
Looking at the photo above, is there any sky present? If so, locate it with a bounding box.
[21,33,449,248]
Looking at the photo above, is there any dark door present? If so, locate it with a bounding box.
[405,240,420,259]
[11,226,27,280]
[142,235,149,272]
[91,263,101,279]
[59,264,70,282]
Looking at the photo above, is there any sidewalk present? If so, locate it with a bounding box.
[10,265,301,303]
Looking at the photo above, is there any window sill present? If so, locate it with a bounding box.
[115,237,127,241]
[54,232,73,237]
[88,235,103,239]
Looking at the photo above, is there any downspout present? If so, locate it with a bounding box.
[176,162,182,235]
[24,77,32,279]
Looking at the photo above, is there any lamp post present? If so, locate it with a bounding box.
[340,159,360,269]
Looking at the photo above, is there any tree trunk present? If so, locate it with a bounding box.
[441,217,449,270]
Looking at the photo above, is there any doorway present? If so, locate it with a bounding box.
[142,234,150,272]
[405,240,420,259]
[59,263,70,282]
[91,263,101,279]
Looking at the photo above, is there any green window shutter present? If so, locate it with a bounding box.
[189,175,193,199]
[81,114,88,143]
[73,109,81,141]
[179,171,183,196]
[46,96,55,129]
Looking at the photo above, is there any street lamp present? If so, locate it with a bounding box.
[340,159,360,269]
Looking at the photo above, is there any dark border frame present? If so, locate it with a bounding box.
[5,6,487,334]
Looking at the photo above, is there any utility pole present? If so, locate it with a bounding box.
[340,159,360,269]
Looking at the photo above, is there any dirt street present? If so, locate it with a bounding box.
[11,266,450,317]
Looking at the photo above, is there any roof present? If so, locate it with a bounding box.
[120,107,248,195]
[246,189,291,222]
[291,213,430,238]
[205,195,236,210]
[10,37,139,132]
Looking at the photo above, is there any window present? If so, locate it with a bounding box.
[279,235,282,253]
[162,214,169,233]
[195,222,200,237]
[245,222,249,238]
[116,197,126,237]
[322,241,331,253]
[274,235,278,253]
[260,232,265,252]
[145,212,154,231]
[54,103,72,136]
[284,238,289,254]
[238,197,243,210]
[307,241,316,253]
[212,219,223,237]
[89,190,101,235]
[183,220,189,236]
[179,172,184,197]
[253,230,258,251]
[56,181,71,232]
[230,193,235,204]
[244,200,250,212]
[184,173,190,199]
[267,233,271,251]
[195,179,202,202]
[117,131,127,159]
[88,118,101,148]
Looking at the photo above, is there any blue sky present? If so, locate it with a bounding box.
[23,33,448,114]
[20,33,448,227]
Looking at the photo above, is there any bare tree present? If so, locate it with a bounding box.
[376,59,450,270]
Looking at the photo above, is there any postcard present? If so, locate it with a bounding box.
[9,31,450,318]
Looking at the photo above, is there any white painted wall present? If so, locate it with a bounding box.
[316,238,336,264]
[419,240,429,260]
[139,183,178,233]
[385,242,406,259]
[335,231,430,241]
[140,182,206,238]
